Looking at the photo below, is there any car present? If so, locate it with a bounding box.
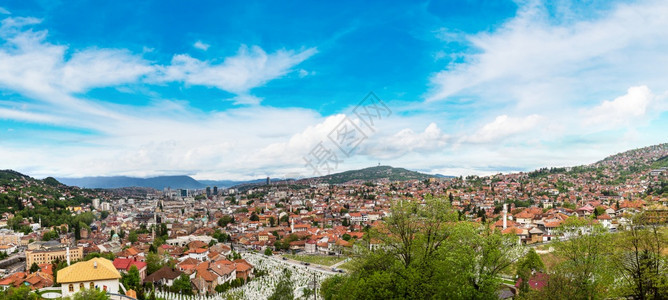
[282,257,287,260]
[338,269,345,273]
[331,267,337,271]
[304,262,310,265]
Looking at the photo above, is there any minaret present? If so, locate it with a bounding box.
[503,204,508,230]
[291,218,294,233]
[66,246,71,266]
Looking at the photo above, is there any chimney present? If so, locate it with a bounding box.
[66,246,71,266]
[94,261,97,269]
[503,204,508,230]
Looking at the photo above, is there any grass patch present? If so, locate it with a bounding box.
[283,254,347,266]
[337,258,358,271]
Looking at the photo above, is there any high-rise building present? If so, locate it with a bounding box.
[180,189,188,197]
[266,177,270,185]
[213,186,218,195]
[206,186,211,197]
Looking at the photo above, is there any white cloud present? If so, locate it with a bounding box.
[583,85,663,128]
[156,45,317,98]
[61,49,154,93]
[193,40,210,51]
[363,122,450,158]
[464,114,543,144]
[0,7,10,15]
[427,0,668,109]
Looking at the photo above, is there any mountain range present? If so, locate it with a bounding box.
[55,166,441,190]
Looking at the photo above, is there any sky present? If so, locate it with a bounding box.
[0,0,666,180]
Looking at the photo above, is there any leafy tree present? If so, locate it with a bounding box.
[218,215,235,227]
[42,230,59,241]
[121,265,141,292]
[611,213,667,299]
[0,285,39,300]
[268,268,294,300]
[264,248,273,256]
[171,274,193,295]
[128,230,138,243]
[100,210,110,219]
[250,213,260,222]
[72,288,110,300]
[146,252,164,275]
[269,216,276,227]
[516,248,545,293]
[320,197,522,300]
[532,217,614,299]
[342,233,351,241]
[29,262,40,273]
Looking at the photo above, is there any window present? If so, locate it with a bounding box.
[79,283,84,290]
[90,282,94,289]
[69,284,74,292]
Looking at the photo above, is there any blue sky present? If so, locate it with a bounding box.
[0,0,666,180]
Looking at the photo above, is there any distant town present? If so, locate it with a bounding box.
[0,143,666,299]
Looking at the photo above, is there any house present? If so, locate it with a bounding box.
[576,204,595,217]
[209,260,236,284]
[193,262,219,294]
[305,240,317,254]
[596,214,613,229]
[515,272,549,291]
[186,248,209,261]
[143,266,183,287]
[0,244,17,254]
[57,258,121,297]
[233,259,253,281]
[0,272,27,290]
[113,258,148,280]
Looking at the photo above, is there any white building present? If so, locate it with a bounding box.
[57,258,121,298]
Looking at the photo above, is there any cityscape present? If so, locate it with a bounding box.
[0,1,667,300]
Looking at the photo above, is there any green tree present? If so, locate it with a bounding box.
[72,288,110,300]
[534,217,614,300]
[0,285,39,300]
[250,213,260,222]
[42,230,59,241]
[128,230,138,243]
[611,213,668,299]
[218,215,235,227]
[122,265,141,292]
[29,262,40,273]
[264,248,273,256]
[268,268,294,300]
[171,274,193,295]
[146,252,164,275]
[516,248,545,293]
[320,197,521,300]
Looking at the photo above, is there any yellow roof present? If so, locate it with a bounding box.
[57,258,121,283]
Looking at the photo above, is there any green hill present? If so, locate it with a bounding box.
[316,166,437,184]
